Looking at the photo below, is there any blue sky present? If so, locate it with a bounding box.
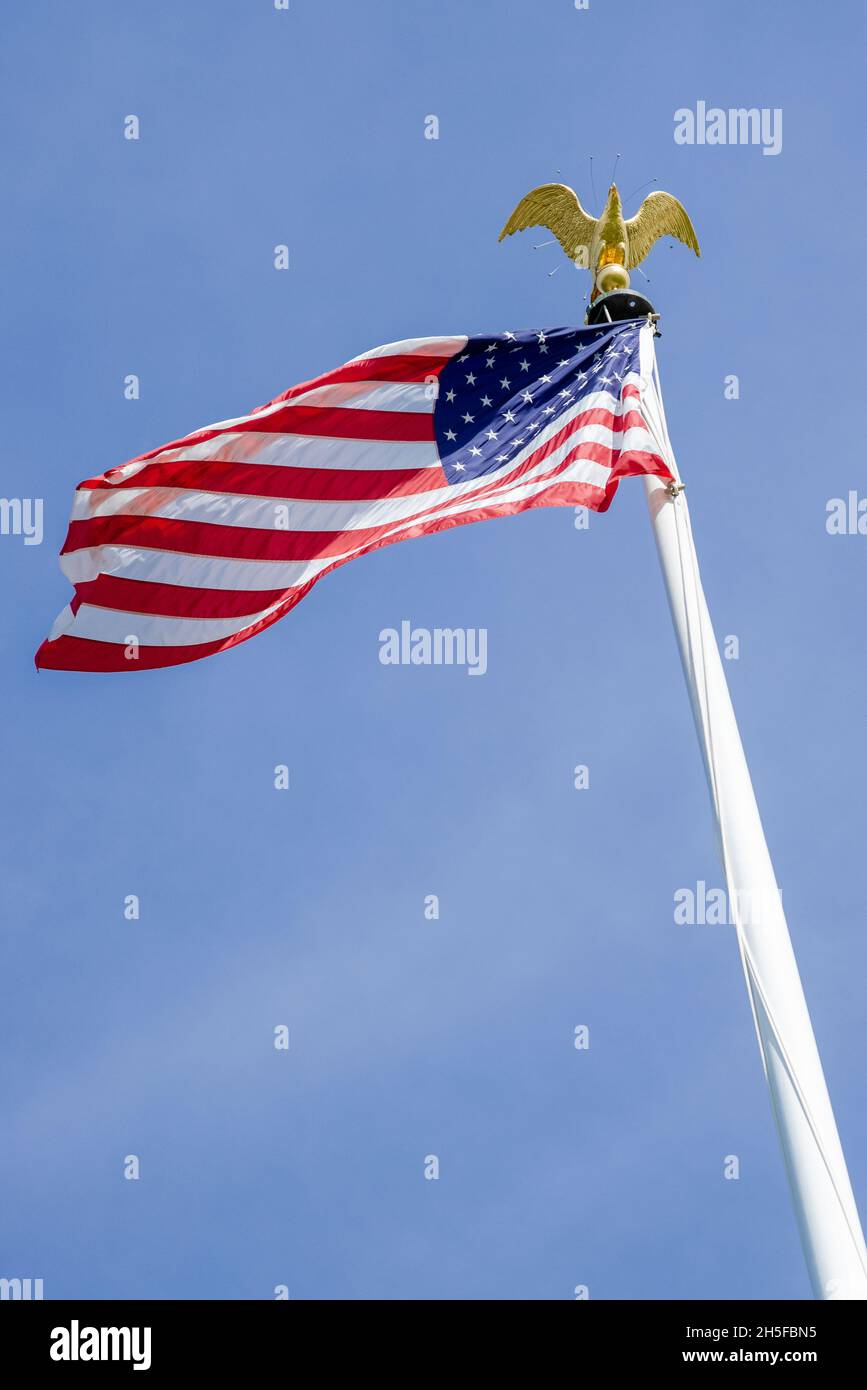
[1,0,864,1299]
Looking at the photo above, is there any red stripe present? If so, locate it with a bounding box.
[93,383,437,484]
[78,460,446,502]
[53,439,669,640]
[609,449,669,481]
[271,353,452,399]
[247,398,640,443]
[37,427,670,674]
[228,404,434,442]
[62,421,667,569]
[576,404,646,432]
[67,445,629,623]
[125,350,451,459]
[62,515,387,562]
[36,480,611,673]
[415,417,660,520]
[79,402,644,499]
[38,364,671,670]
[70,576,292,620]
[60,448,617,565]
[112,366,636,486]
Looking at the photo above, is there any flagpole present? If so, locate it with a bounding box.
[637,322,867,1300]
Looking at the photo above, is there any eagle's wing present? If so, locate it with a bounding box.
[625,192,700,268]
[498,183,596,261]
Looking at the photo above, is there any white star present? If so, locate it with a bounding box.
[496,453,509,462]
[500,377,511,389]
[537,330,547,343]
[445,389,456,402]
[543,405,555,416]
[458,353,469,363]
[504,331,516,340]
[539,343,548,353]
[469,445,482,457]
[539,374,551,384]
[485,356,496,368]
[521,390,533,403]
[444,428,457,441]
[485,343,498,352]
[465,371,477,385]
[480,394,493,407]
[519,358,531,372]
[558,358,570,368]
[485,429,499,441]
[453,461,466,472]
[526,420,540,432]
[462,411,475,424]
[502,409,517,423]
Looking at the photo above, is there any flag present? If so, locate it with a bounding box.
[36,320,671,672]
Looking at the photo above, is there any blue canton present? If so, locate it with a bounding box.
[433,321,642,484]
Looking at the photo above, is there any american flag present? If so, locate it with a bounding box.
[36,320,671,672]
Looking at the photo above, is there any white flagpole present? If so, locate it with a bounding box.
[637,321,867,1300]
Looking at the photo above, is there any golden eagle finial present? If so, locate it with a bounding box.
[498,181,700,303]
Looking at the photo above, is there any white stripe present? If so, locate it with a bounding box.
[74,383,647,528]
[346,336,467,363]
[54,374,663,650]
[57,448,620,650]
[71,423,629,535]
[48,604,75,642]
[54,443,664,651]
[154,376,416,441]
[285,380,434,413]
[619,425,661,453]
[57,411,660,606]
[367,453,612,548]
[60,410,639,608]
[71,486,433,533]
[188,394,305,435]
[115,338,461,448]
[362,380,657,542]
[59,545,334,592]
[62,602,275,647]
[107,431,442,485]
[108,379,642,487]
